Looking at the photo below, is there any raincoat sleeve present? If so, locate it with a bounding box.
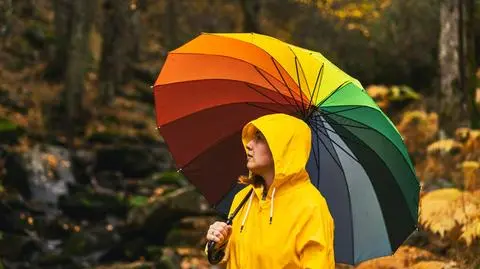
[295,203,335,269]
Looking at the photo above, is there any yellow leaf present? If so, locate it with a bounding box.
[420,188,480,245]
[427,139,463,156]
[461,221,480,246]
[419,188,462,237]
[412,261,457,269]
[461,161,480,191]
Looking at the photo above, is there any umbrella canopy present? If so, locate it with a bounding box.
[153,33,420,265]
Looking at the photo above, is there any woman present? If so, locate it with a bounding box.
[205,113,335,268]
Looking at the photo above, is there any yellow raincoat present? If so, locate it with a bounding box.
[209,113,335,269]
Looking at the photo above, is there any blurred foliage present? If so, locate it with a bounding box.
[419,188,480,245]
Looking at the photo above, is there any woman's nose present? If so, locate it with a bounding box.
[246,141,253,151]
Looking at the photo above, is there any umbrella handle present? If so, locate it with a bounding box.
[207,218,232,264]
[207,188,254,264]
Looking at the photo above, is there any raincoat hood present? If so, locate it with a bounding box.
[241,113,312,188]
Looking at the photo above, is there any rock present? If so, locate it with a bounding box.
[164,228,206,247]
[26,145,76,206]
[0,118,25,144]
[58,186,127,221]
[36,252,77,269]
[93,261,156,269]
[62,226,121,257]
[165,216,217,248]
[148,171,189,188]
[71,149,96,185]
[3,145,78,206]
[4,151,31,199]
[0,232,39,261]
[127,186,210,242]
[94,171,125,192]
[155,248,181,269]
[0,194,44,235]
[95,145,171,178]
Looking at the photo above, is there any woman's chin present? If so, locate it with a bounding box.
[246,163,256,171]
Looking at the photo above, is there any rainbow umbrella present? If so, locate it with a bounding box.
[153,33,420,265]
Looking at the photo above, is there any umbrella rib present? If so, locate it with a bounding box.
[308,119,321,186]
[306,63,324,117]
[309,123,348,171]
[319,106,363,117]
[310,120,373,153]
[310,122,360,163]
[319,107,417,174]
[254,62,303,101]
[311,113,373,130]
[253,65,303,110]
[317,81,351,108]
[244,83,297,114]
[245,102,290,114]
[315,125,321,187]
[269,58,305,115]
[249,68,300,113]
[309,121,356,263]
[293,56,307,118]
[289,46,314,117]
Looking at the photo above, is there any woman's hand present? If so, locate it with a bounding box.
[206,221,232,248]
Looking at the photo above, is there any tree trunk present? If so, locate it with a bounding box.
[64,0,95,148]
[438,0,467,133]
[45,0,73,80]
[98,0,136,105]
[240,0,261,33]
[0,0,13,43]
[464,0,479,128]
[165,0,178,50]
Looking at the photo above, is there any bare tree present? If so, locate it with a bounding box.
[240,0,261,33]
[463,0,479,128]
[438,0,466,133]
[165,0,178,50]
[438,0,478,133]
[98,0,138,105]
[64,0,95,148]
[45,0,73,80]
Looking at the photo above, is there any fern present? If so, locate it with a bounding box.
[461,161,480,191]
[420,188,480,246]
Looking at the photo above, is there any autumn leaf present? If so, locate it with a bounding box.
[411,261,459,269]
[420,188,480,245]
[461,161,480,191]
[420,188,462,237]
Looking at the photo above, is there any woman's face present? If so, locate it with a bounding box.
[245,129,274,174]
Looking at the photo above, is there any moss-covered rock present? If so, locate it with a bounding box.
[0,118,25,145]
[58,187,127,221]
[94,145,170,178]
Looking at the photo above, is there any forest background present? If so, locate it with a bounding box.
[0,0,479,268]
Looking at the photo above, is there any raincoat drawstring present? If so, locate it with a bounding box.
[270,187,276,224]
[240,186,277,231]
[240,190,254,232]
